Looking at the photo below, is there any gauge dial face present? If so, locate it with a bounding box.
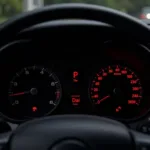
[8,66,62,121]
[89,65,143,120]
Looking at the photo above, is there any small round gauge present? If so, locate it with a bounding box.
[8,66,62,121]
[89,65,143,120]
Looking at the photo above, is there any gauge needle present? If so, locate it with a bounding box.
[97,95,110,104]
[9,92,29,96]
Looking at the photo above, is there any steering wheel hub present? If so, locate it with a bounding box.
[50,139,87,150]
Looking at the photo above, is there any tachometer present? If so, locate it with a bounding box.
[8,66,62,121]
[89,65,143,120]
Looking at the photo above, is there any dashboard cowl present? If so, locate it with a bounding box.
[17,19,114,40]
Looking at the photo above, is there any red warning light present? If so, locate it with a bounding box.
[116,106,122,113]
[73,71,79,82]
[32,106,37,112]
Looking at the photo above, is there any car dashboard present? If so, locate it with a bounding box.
[0,18,149,135]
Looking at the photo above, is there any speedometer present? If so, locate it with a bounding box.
[89,65,143,120]
[8,66,62,121]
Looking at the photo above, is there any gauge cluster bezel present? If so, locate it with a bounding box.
[0,39,149,126]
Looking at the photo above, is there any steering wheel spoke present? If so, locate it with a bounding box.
[0,132,11,150]
[131,130,150,150]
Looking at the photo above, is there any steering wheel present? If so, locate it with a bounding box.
[0,3,150,150]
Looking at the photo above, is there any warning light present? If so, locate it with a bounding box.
[71,95,80,106]
[116,106,122,113]
[73,71,79,82]
[32,106,37,112]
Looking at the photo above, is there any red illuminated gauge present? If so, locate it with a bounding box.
[7,66,62,121]
[89,65,143,120]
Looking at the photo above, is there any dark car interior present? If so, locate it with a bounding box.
[0,3,150,150]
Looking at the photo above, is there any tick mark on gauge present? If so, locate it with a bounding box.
[49,73,52,77]
[16,73,19,77]
[97,74,100,77]
[40,69,44,75]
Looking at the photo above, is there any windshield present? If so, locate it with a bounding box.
[0,0,149,23]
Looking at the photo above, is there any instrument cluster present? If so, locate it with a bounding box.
[0,39,150,126]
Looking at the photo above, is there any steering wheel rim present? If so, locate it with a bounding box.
[8,115,133,150]
[0,3,149,46]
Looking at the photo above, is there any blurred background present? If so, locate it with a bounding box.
[0,0,150,23]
